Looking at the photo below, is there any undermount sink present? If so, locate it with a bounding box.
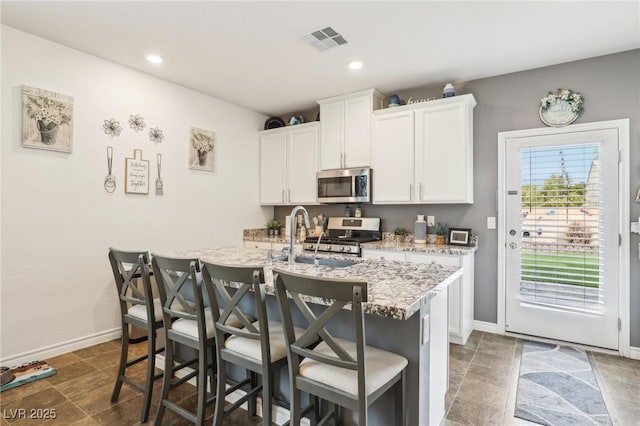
[292,256,356,268]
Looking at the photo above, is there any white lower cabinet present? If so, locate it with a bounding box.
[361,248,475,345]
[243,241,301,253]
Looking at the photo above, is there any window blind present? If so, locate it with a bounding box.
[519,143,604,310]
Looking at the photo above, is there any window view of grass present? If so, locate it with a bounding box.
[521,251,600,288]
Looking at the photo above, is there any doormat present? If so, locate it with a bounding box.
[514,341,611,425]
[0,361,56,393]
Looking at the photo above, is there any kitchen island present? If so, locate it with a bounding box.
[160,247,462,426]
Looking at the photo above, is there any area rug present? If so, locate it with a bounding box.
[514,341,612,426]
[0,361,56,392]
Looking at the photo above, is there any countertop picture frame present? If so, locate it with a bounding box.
[448,227,472,246]
[125,149,149,194]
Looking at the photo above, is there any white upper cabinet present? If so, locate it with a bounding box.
[371,110,415,202]
[259,122,319,205]
[318,88,384,170]
[372,94,476,204]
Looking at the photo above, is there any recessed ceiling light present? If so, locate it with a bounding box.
[348,60,363,70]
[146,54,163,64]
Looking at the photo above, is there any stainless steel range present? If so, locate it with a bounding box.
[303,217,381,256]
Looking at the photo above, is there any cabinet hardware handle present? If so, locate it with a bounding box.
[288,189,291,203]
[281,190,285,203]
[343,152,346,167]
[419,182,423,200]
[409,183,413,200]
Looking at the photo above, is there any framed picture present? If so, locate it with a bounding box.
[22,85,74,153]
[124,149,149,194]
[189,126,215,172]
[448,228,472,246]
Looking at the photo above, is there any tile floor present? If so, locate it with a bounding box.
[0,332,638,425]
[444,331,640,426]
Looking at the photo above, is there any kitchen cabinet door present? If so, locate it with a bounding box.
[415,101,473,203]
[259,131,287,205]
[319,101,344,170]
[343,96,372,168]
[287,124,318,204]
[371,110,415,203]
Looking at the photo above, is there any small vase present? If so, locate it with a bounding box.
[37,120,58,145]
[197,150,207,166]
[427,234,437,244]
[436,235,446,245]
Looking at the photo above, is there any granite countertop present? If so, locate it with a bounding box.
[361,240,477,255]
[154,247,461,321]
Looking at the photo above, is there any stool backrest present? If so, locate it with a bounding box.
[201,262,269,357]
[151,255,206,340]
[109,248,154,321]
[273,268,368,393]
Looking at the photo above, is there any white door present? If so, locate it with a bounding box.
[505,128,619,349]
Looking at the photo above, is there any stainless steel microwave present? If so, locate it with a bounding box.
[316,168,371,203]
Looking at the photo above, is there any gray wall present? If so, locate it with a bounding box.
[276,49,640,347]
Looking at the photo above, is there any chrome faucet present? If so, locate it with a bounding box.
[288,206,311,267]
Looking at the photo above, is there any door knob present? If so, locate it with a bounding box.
[510,242,517,249]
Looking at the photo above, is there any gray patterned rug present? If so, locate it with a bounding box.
[515,341,612,425]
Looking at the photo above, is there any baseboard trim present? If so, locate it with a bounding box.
[1,328,121,366]
[156,354,309,426]
[473,320,500,334]
[629,346,640,360]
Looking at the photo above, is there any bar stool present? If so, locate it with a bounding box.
[152,254,219,426]
[274,268,408,426]
[108,248,164,423]
[201,261,310,426]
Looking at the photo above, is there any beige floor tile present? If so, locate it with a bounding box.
[46,352,83,369]
[1,388,67,424]
[91,395,145,426]
[10,401,86,426]
[45,361,97,386]
[71,378,138,417]
[481,333,516,346]
[83,351,122,371]
[0,379,53,404]
[592,352,640,371]
[73,342,120,360]
[455,377,508,410]
[450,345,476,364]
[68,416,102,426]
[447,397,504,426]
[470,351,515,370]
[462,331,483,350]
[476,340,516,360]
[464,362,512,389]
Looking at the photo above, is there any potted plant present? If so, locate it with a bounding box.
[435,223,448,245]
[393,227,408,243]
[267,220,281,236]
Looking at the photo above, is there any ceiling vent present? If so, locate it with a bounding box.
[302,27,348,52]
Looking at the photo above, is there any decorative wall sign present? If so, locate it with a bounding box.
[124,149,149,194]
[189,126,215,172]
[149,127,164,143]
[22,85,74,153]
[102,118,122,138]
[104,146,116,193]
[539,89,583,127]
[128,114,146,132]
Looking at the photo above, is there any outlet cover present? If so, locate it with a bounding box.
[427,216,435,226]
[487,217,496,229]
[422,314,430,344]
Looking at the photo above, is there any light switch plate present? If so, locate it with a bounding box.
[422,314,430,344]
[427,216,435,226]
[487,217,496,229]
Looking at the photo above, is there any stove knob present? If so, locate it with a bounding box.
[324,245,331,251]
[339,246,345,252]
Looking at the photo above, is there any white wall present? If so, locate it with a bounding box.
[1,25,272,363]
